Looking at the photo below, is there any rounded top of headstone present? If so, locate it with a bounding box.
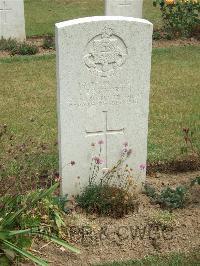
[55,16,152,29]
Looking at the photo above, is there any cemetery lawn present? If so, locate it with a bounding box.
[0,45,199,178]
[96,251,200,266]
[24,0,162,36]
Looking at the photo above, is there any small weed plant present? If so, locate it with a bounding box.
[181,127,200,187]
[191,176,200,186]
[0,38,38,55]
[144,184,187,209]
[0,38,18,52]
[158,186,187,209]
[11,42,38,55]
[181,127,200,158]
[42,35,55,49]
[153,0,200,38]
[76,141,141,218]
[150,210,176,229]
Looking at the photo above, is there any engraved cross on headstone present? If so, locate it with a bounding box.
[118,0,132,7]
[0,1,12,24]
[86,111,124,168]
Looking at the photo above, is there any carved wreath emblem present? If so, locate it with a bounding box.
[84,27,127,77]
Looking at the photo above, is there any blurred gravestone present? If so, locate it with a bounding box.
[0,0,25,41]
[105,0,143,18]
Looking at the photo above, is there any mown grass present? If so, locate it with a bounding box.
[24,0,162,36]
[24,0,104,36]
[0,46,199,178]
[0,54,58,181]
[149,46,200,161]
[95,250,200,266]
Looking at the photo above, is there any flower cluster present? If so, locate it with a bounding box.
[98,140,104,145]
[89,140,104,185]
[91,140,104,165]
[154,0,200,38]
[121,142,132,158]
[165,0,198,4]
[165,0,174,4]
[139,163,146,171]
[92,156,103,165]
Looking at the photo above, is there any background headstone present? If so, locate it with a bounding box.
[105,0,143,18]
[56,17,153,196]
[0,0,25,41]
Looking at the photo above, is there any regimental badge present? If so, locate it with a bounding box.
[84,27,127,78]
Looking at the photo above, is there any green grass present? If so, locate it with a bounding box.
[94,251,200,266]
[149,46,200,161]
[24,0,161,37]
[143,0,162,28]
[0,46,199,178]
[25,0,104,36]
[0,54,58,180]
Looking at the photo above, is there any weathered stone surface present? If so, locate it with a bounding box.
[56,16,153,196]
[0,0,25,41]
[105,0,143,18]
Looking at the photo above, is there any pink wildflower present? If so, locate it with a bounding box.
[98,140,104,145]
[123,142,128,147]
[139,163,146,170]
[93,156,103,165]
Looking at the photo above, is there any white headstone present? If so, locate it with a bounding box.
[105,0,143,18]
[0,0,25,41]
[56,16,153,196]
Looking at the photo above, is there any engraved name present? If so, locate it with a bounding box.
[66,82,142,107]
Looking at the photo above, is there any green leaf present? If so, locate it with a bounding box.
[3,240,49,266]
[16,235,32,249]
[1,209,27,228]
[1,247,15,260]
[49,235,80,254]
[191,176,200,186]
[30,231,80,254]
[8,228,33,236]
[36,183,59,203]
[0,255,10,266]
[0,231,10,240]
[54,211,65,229]
[1,183,59,228]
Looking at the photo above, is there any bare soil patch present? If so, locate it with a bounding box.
[26,38,55,56]
[147,156,200,175]
[153,38,200,48]
[25,170,200,266]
